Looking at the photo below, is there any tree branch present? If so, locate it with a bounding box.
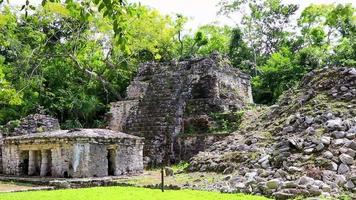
[68,53,122,101]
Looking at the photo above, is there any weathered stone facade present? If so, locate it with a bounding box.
[107,53,252,165]
[2,129,143,178]
[0,114,60,174]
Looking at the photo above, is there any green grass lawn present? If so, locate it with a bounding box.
[0,186,271,200]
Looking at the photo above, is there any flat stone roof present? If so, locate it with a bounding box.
[3,129,142,142]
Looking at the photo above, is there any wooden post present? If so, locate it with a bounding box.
[161,165,164,192]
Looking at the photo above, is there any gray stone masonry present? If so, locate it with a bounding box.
[0,114,60,174]
[2,129,143,178]
[107,53,252,166]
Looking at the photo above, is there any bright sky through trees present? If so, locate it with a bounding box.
[10,0,356,30]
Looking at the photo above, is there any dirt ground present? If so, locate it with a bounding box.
[0,169,226,192]
[0,181,51,192]
[115,170,226,189]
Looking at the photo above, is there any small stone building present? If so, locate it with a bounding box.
[107,53,253,165]
[2,129,143,178]
[0,114,61,174]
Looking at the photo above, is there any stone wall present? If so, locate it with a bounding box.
[2,143,73,177]
[108,53,252,165]
[89,144,108,177]
[72,143,90,178]
[174,134,230,161]
[50,144,73,177]
[107,100,139,132]
[2,136,144,178]
[115,139,144,175]
[1,144,20,175]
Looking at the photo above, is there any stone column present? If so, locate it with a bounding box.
[28,150,35,176]
[40,150,48,177]
[51,148,61,177]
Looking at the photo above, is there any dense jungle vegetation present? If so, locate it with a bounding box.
[0,0,355,128]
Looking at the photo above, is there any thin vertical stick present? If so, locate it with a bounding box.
[161,165,164,192]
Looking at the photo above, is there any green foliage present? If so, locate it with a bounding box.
[122,6,178,61]
[298,3,356,67]
[219,0,299,81]
[0,0,355,127]
[0,3,180,126]
[177,25,232,59]
[220,0,298,57]
[0,57,22,106]
[41,0,130,49]
[171,161,190,173]
[194,25,231,56]
[0,119,20,135]
[228,28,254,73]
[252,47,304,104]
[220,0,355,104]
[332,37,356,67]
[209,111,244,133]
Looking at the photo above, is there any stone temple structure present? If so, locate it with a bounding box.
[2,129,143,178]
[107,53,253,166]
[0,114,61,174]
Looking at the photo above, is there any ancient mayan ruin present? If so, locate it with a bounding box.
[1,1,355,199]
[107,53,253,166]
[0,56,354,199]
[2,129,143,178]
[0,114,144,178]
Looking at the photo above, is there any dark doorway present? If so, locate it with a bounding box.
[63,171,69,178]
[107,149,116,176]
[19,151,29,175]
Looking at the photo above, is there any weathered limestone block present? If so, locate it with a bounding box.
[71,143,90,178]
[115,139,144,175]
[2,145,20,175]
[0,114,60,174]
[89,144,108,177]
[126,81,149,100]
[52,145,74,177]
[107,100,139,132]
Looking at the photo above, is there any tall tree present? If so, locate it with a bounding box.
[228,28,253,74]
[219,0,298,73]
[299,3,356,66]
[0,2,179,126]
[176,25,231,59]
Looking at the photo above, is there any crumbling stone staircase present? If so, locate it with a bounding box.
[124,68,191,165]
